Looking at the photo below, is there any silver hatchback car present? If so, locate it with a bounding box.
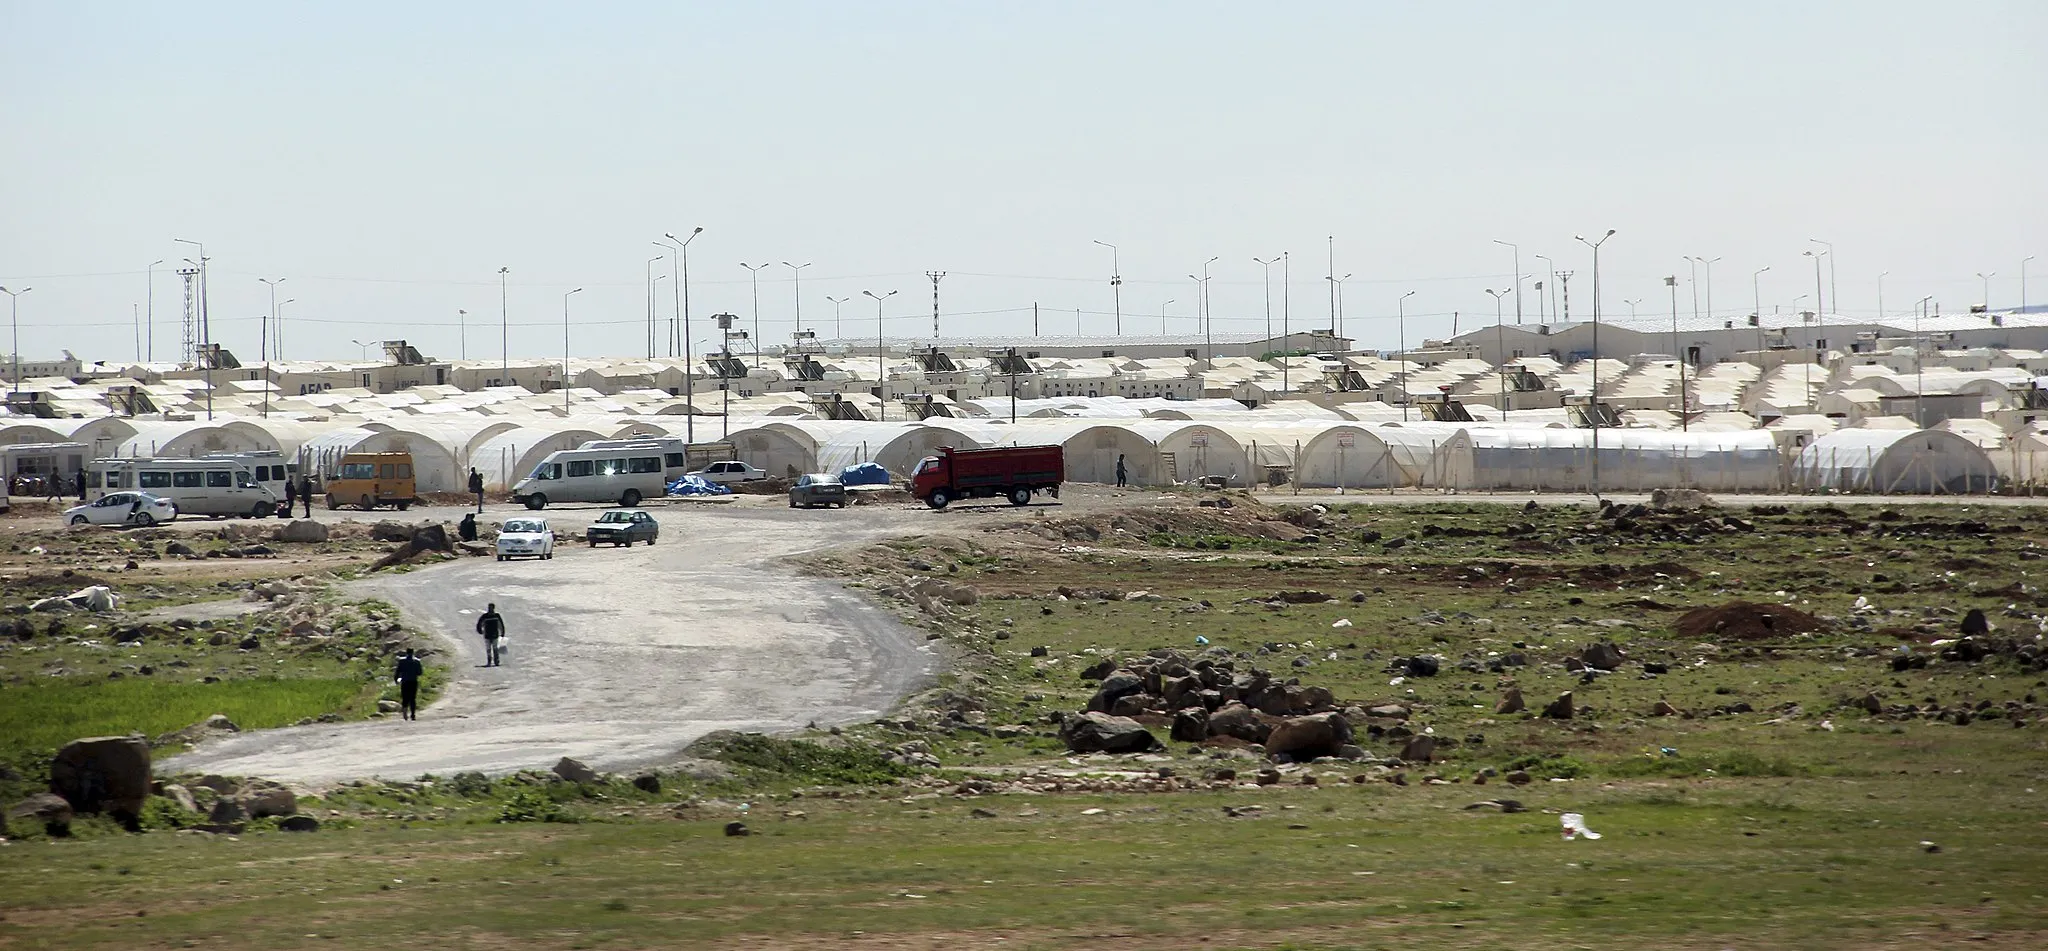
[789,473,848,509]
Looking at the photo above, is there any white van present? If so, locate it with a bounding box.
[204,451,296,500]
[512,441,675,510]
[89,458,279,518]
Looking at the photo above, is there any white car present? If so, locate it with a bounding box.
[496,517,555,561]
[66,492,178,527]
[686,461,766,485]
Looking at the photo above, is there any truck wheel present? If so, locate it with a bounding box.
[525,495,547,511]
[251,503,272,518]
[359,494,374,511]
[620,489,642,508]
[926,489,950,510]
[1008,487,1031,506]
[396,500,411,511]
[325,494,339,510]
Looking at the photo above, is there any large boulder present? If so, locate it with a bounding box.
[279,519,330,543]
[409,524,451,553]
[1580,642,1624,671]
[1205,702,1274,743]
[1171,707,1210,743]
[1542,691,1576,720]
[7,793,74,836]
[370,520,413,542]
[1058,712,1159,754]
[1264,712,1353,761]
[49,736,152,824]
[1086,672,1146,713]
[552,757,600,783]
[237,782,297,818]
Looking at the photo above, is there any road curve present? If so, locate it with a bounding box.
[164,503,936,785]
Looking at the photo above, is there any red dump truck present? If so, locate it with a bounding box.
[910,445,1064,510]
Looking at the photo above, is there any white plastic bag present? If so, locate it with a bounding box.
[1561,813,1602,840]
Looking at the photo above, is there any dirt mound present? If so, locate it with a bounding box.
[1675,600,1824,641]
[729,477,793,496]
[999,497,1306,546]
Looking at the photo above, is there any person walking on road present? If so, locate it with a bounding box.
[284,476,297,513]
[477,602,505,667]
[393,648,424,720]
[469,468,486,513]
[299,475,314,518]
[1115,454,1128,488]
[76,468,87,502]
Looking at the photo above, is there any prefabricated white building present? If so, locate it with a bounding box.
[1793,429,2000,494]
[1424,427,1785,492]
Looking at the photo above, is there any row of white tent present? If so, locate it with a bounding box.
[0,414,2013,495]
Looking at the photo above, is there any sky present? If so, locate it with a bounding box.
[2,1,2043,365]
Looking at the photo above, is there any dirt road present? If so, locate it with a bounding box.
[164,503,938,786]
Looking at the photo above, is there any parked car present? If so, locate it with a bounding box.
[585,509,659,547]
[496,517,555,561]
[686,461,766,485]
[789,473,848,509]
[65,491,178,527]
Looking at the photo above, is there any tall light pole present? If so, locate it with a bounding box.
[1092,240,1122,335]
[145,259,163,362]
[740,262,768,352]
[1159,299,1174,335]
[1281,252,1291,393]
[825,295,848,338]
[258,278,285,362]
[1667,275,1686,431]
[1752,266,1771,355]
[1325,236,1338,336]
[498,267,510,380]
[1575,229,1616,497]
[864,289,897,420]
[1254,255,1281,344]
[1878,270,1889,320]
[1485,287,1510,417]
[1189,257,1218,365]
[1396,290,1416,421]
[661,227,703,443]
[1493,239,1522,325]
[1803,250,1826,327]
[782,262,811,346]
[1535,253,1558,325]
[1977,271,1997,310]
[1686,256,1701,328]
[1916,295,1934,425]
[1698,256,1721,326]
[1326,273,1353,346]
[2,286,29,400]
[457,309,467,361]
[1623,297,1642,319]
[1809,238,1836,317]
[561,287,583,412]
[645,255,666,359]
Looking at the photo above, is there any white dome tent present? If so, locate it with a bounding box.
[1794,429,2000,494]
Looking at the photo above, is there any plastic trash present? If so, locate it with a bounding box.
[1331,618,1353,629]
[666,475,732,496]
[1560,813,1602,840]
[839,462,892,486]
[1194,635,1210,646]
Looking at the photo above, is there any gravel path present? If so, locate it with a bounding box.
[163,503,937,786]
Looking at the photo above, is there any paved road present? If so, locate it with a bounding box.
[164,503,936,786]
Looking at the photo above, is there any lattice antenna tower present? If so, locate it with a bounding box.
[177,267,201,363]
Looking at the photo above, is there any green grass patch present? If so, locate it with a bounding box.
[0,676,367,754]
[700,733,914,787]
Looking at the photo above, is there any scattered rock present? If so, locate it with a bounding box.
[1400,735,1438,763]
[1675,600,1823,641]
[1651,700,1681,717]
[1495,688,1525,715]
[1504,769,1533,786]
[238,782,297,819]
[279,519,330,543]
[8,793,74,835]
[1264,712,1353,761]
[724,821,750,837]
[1581,642,1624,671]
[279,815,320,832]
[552,757,600,784]
[161,784,199,814]
[50,736,152,825]
[1058,712,1160,754]
[1541,691,1575,720]
[631,773,662,794]
[1086,672,1146,713]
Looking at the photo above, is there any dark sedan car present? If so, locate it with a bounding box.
[585,509,659,547]
[789,473,848,509]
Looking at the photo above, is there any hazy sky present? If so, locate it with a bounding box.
[3,1,2043,365]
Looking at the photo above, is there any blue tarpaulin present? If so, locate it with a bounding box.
[839,462,892,486]
[666,475,732,496]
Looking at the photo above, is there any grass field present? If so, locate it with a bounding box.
[3,496,2047,949]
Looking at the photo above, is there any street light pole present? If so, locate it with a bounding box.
[145,260,163,362]
[662,228,704,443]
[1535,253,1558,325]
[1624,297,1642,319]
[1485,287,1509,418]
[1396,290,1416,421]
[1878,270,1889,320]
[740,263,767,353]
[782,262,811,346]
[864,290,897,420]
[457,309,467,361]
[646,255,665,359]
[1575,229,1616,497]
[1977,271,1997,310]
[1159,299,1174,335]
[498,267,510,381]
[1804,250,1826,326]
[1667,275,1686,431]
[1809,238,1836,317]
[1254,255,1280,344]
[2024,256,2036,314]
[258,278,284,362]
[1493,239,1522,325]
[1092,240,1122,336]
[825,295,848,338]
[562,287,583,412]
[1915,295,1934,427]
[1281,251,1291,394]
[1,286,29,400]
[1326,273,1352,348]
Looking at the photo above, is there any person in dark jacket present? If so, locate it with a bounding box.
[458,512,478,542]
[284,477,297,510]
[76,469,87,502]
[469,468,485,513]
[476,603,505,667]
[1115,454,1128,488]
[299,475,314,518]
[393,648,425,720]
